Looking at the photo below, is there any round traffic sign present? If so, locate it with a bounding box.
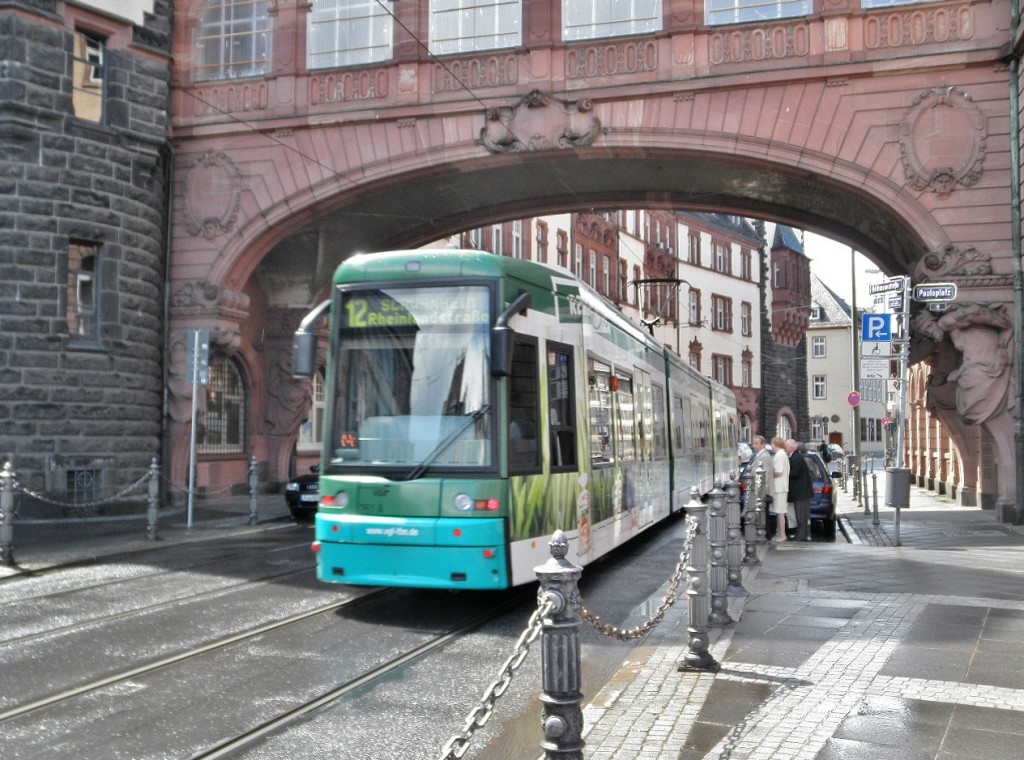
[847,391,862,408]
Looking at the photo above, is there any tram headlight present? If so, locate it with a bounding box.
[453,493,474,512]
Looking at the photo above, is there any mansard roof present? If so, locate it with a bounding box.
[810,274,853,326]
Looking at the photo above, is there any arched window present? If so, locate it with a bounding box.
[199,356,246,453]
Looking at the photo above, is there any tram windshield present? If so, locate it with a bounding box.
[328,285,493,471]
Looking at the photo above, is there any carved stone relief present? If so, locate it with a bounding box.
[480,90,600,153]
[183,151,243,239]
[899,86,986,198]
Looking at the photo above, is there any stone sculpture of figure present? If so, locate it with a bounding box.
[911,312,958,411]
[936,303,1014,425]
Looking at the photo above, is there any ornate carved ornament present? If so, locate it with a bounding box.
[183,151,242,239]
[565,39,657,80]
[899,86,986,199]
[433,54,519,93]
[172,281,251,322]
[913,243,990,281]
[708,22,810,65]
[479,90,600,154]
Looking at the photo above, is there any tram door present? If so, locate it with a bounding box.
[634,369,654,527]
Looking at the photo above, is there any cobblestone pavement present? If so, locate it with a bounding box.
[582,478,1024,760]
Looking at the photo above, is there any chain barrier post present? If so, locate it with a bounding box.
[147,457,160,541]
[707,482,732,627]
[724,476,747,596]
[753,463,768,544]
[1,461,15,567]
[862,463,870,515]
[248,455,259,525]
[534,529,584,760]
[872,471,880,527]
[679,486,719,672]
[740,467,760,566]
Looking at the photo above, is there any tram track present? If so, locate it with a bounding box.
[0,562,314,648]
[189,589,533,759]
[0,588,386,724]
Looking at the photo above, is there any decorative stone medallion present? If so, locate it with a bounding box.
[184,151,242,239]
[899,86,985,198]
[480,90,600,153]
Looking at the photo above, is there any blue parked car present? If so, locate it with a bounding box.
[804,451,839,540]
[738,448,839,541]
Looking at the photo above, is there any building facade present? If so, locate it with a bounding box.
[0,0,172,505]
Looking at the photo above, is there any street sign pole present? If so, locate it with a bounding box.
[894,278,910,470]
[188,330,200,530]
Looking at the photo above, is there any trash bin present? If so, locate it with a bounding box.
[885,467,912,508]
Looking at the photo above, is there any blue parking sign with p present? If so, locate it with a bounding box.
[862,313,893,342]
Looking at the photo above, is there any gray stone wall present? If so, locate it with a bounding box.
[0,0,171,507]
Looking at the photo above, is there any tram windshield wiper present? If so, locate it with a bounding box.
[402,404,490,481]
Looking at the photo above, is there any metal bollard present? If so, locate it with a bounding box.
[740,468,760,566]
[724,477,747,596]
[535,530,584,760]
[754,463,768,544]
[707,482,732,626]
[679,487,719,672]
[872,472,880,527]
[147,457,161,541]
[1,461,15,566]
[248,455,259,525]
[862,465,870,515]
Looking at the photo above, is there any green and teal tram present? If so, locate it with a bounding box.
[292,250,738,589]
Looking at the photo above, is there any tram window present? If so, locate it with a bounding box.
[509,338,540,471]
[588,358,613,465]
[613,374,635,462]
[547,343,577,471]
[652,383,668,459]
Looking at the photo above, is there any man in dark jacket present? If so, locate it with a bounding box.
[785,439,814,541]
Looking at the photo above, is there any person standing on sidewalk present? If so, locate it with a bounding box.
[770,436,790,542]
[749,435,774,508]
[785,439,814,541]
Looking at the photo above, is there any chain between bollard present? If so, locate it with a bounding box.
[438,596,557,760]
[579,515,698,641]
[12,471,151,512]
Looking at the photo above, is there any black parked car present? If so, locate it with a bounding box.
[284,466,319,521]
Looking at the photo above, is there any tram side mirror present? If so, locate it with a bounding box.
[292,331,317,379]
[491,291,531,378]
[491,326,514,377]
[292,299,331,379]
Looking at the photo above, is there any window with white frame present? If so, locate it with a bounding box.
[861,0,936,7]
[712,295,731,332]
[740,249,752,280]
[812,335,826,358]
[72,31,104,123]
[741,358,751,387]
[469,227,482,248]
[713,241,730,273]
[575,244,584,279]
[492,224,503,255]
[602,256,610,295]
[512,219,523,258]
[688,233,701,265]
[430,0,521,56]
[705,0,811,26]
[67,241,100,340]
[712,354,732,386]
[812,374,827,399]
[563,0,662,41]
[689,290,701,325]
[194,0,272,81]
[740,302,752,336]
[298,369,326,450]
[589,251,596,288]
[308,0,393,69]
[810,305,822,320]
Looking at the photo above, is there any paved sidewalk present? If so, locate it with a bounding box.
[0,493,293,577]
[582,477,1024,760]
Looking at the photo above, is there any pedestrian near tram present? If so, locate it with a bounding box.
[770,436,790,542]
[786,439,814,541]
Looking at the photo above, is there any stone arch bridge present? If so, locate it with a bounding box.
[168,0,1018,515]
